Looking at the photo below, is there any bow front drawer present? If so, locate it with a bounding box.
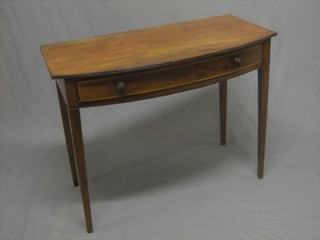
[77,45,262,104]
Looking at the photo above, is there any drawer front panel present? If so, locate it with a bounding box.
[77,45,262,103]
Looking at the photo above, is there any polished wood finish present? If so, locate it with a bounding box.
[56,84,79,186]
[41,15,276,79]
[41,15,276,232]
[77,46,262,105]
[257,39,271,179]
[68,109,93,233]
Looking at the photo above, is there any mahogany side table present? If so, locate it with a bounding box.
[41,14,277,233]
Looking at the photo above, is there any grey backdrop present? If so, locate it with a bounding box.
[1,0,320,239]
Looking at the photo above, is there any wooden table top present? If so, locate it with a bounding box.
[41,14,276,79]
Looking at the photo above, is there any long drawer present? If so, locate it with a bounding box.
[77,45,262,104]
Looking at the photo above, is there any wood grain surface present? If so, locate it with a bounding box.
[76,45,262,104]
[41,14,276,79]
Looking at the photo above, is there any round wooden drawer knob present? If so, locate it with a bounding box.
[232,57,242,66]
[116,81,127,94]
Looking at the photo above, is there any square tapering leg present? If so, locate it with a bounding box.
[68,109,93,233]
[257,39,271,179]
[219,81,227,145]
[56,84,79,186]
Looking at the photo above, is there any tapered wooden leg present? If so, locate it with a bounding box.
[257,39,271,179]
[68,109,93,233]
[219,81,227,145]
[56,84,79,187]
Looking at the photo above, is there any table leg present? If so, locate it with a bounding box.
[56,84,79,187]
[68,109,93,233]
[219,81,227,145]
[257,39,271,179]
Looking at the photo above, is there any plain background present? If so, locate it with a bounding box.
[1,0,320,239]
